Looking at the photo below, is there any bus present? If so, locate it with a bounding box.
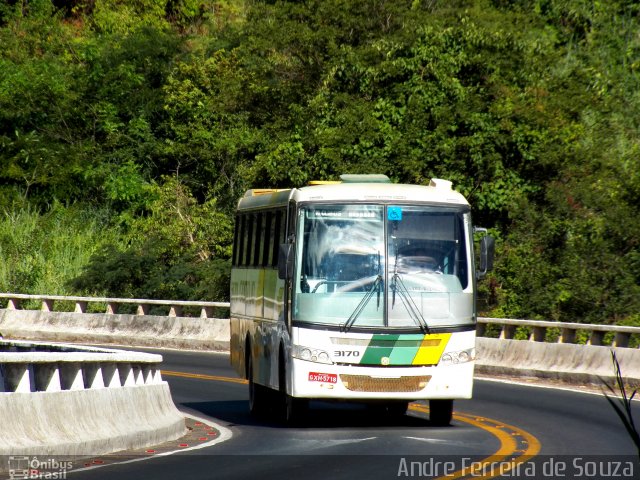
[229,174,494,425]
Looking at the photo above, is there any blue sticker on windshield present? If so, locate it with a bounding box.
[388,206,402,221]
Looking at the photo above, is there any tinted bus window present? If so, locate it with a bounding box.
[253,213,263,267]
[244,215,254,266]
[237,215,246,267]
[262,211,273,267]
[232,215,240,266]
[272,210,283,267]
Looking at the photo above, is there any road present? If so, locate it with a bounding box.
[72,348,639,480]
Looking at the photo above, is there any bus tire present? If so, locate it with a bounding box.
[283,393,308,425]
[429,399,453,426]
[279,350,308,425]
[248,353,269,417]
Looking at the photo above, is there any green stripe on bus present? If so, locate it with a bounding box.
[360,334,399,364]
[388,334,424,365]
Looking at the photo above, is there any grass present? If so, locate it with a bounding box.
[602,351,640,458]
[0,203,121,296]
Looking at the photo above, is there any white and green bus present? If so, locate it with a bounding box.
[229,174,494,425]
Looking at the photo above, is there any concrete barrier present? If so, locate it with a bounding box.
[0,310,230,351]
[0,339,186,455]
[475,337,640,387]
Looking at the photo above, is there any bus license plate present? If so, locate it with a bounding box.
[308,372,337,383]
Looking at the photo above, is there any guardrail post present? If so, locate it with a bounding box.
[74,301,87,314]
[200,306,214,319]
[84,364,105,389]
[34,364,62,392]
[5,364,34,392]
[102,363,121,388]
[6,298,20,310]
[41,299,54,312]
[137,304,150,316]
[119,364,136,386]
[106,302,119,314]
[133,366,145,385]
[168,305,183,317]
[558,328,576,344]
[499,325,516,340]
[60,363,84,390]
[141,365,153,385]
[612,332,630,348]
[529,326,546,342]
[587,331,604,346]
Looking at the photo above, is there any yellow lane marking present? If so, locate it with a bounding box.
[163,370,541,480]
[162,370,248,385]
[411,404,541,480]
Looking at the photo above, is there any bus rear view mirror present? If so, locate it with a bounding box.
[478,235,495,278]
[278,244,294,280]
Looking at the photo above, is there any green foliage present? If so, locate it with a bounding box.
[0,0,639,317]
[0,203,118,294]
[69,176,233,300]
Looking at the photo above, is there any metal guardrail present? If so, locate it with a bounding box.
[478,317,640,348]
[1,293,638,348]
[0,338,164,393]
[0,292,228,318]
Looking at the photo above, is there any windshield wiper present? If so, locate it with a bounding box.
[391,242,430,334]
[341,251,383,333]
[341,275,382,333]
[391,273,430,334]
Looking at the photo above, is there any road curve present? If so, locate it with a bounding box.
[71,348,639,480]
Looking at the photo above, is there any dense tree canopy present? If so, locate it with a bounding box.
[1,0,639,327]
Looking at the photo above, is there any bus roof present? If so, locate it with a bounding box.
[237,178,469,211]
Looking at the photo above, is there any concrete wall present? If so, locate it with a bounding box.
[476,337,640,387]
[0,383,186,455]
[0,339,187,456]
[0,309,230,351]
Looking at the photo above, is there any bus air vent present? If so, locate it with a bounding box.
[339,174,391,183]
[340,374,431,393]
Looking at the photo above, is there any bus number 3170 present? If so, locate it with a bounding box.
[334,350,361,358]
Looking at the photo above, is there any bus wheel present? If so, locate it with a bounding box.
[282,393,308,426]
[429,399,453,426]
[248,355,268,417]
[278,353,307,425]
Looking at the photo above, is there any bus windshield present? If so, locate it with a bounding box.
[293,204,472,330]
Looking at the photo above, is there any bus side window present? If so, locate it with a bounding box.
[272,210,284,268]
[262,211,273,267]
[244,214,254,267]
[237,215,246,267]
[253,212,263,267]
[232,215,240,267]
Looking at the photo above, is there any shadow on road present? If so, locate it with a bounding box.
[180,399,451,429]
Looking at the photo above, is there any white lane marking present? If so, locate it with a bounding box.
[261,437,377,454]
[403,436,470,446]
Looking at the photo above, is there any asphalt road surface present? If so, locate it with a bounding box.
[69,348,639,480]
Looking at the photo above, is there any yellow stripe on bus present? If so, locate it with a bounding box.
[412,333,451,365]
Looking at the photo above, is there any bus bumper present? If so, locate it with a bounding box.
[289,358,474,400]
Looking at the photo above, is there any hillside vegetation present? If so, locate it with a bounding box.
[1,0,639,326]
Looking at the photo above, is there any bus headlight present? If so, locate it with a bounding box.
[440,348,475,365]
[293,345,333,365]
